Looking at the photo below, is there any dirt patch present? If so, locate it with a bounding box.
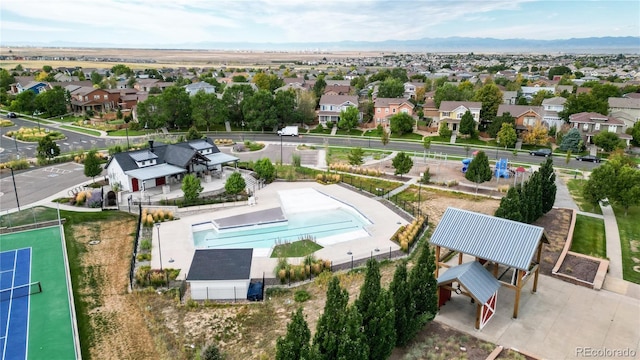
[390,321,495,360]
[72,219,158,360]
[558,254,599,283]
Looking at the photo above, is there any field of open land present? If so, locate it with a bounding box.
[1,47,386,69]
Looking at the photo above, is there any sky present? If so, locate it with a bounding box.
[1,0,639,48]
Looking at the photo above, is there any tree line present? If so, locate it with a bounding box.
[276,244,438,360]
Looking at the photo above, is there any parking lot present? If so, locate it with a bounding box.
[0,162,97,212]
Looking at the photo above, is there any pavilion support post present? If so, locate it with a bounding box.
[475,304,482,330]
[493,262,499,277]
[513,269,523,318]
[435,246,441,277]
[458,252,463,265]
[532,243,543,293]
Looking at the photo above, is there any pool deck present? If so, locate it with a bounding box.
[152,182,407,280]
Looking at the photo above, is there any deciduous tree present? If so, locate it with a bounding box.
[181,174,203,204]
[438,121,452,138]
[521,123,549,146]
[192,91,224,131]
[83,149,102,183]
[242,90,276,131]
[348,147,364,166]
[392,151,413,178]
[377,78,405,98]
[473,81,503,123]
[389,112,414,136]
[593,131,624,152]
[34,86,67,117]
[497,122,517,148]
[338,106,360,131]
[254,158,276,183]
[36,135,60,160]
[159,85,192,129]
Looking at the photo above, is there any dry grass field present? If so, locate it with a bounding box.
[1,47,386,69]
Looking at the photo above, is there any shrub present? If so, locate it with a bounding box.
[140,239,152,251]
[201,343,224,360]
[294,290,311,302]
[136,253,151,261]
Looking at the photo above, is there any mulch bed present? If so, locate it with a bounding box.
[558,254,600,283]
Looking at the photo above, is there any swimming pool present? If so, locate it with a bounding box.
[192,207,371,250]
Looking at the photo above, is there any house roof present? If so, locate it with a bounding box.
[187,249,253,281]
[569,112,624,125]
[319,94,358,106]
[437,261,500,304]
[374,97,415,108]
[439,101,481,112]
[497,105,543,118]
[205,152,240,166]
[429,207,548,271]
[542,97,567,106]
[608,97,640,109]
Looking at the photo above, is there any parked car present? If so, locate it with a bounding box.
[575,155,601,163]
[7,112,17,118]
[529,148,552,157]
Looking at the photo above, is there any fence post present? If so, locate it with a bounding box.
[351,256,354,270]
[389,247,392,259]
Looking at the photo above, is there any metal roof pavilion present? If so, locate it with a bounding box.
[429,207,548,271]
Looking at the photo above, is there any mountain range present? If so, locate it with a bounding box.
[5,36,640,53]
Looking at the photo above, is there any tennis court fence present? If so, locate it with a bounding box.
[0,281,42,302]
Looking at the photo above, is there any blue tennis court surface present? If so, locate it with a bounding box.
[1,248,32,360]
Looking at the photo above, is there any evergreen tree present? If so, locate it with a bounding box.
[224,172,246,195]
[348,147,364,166]
[465,151,492,185]
[409,244,438,320]
[521,172,543,223]
[558,128,583,152]
[355,259,396,359]
[458,110,476,137]
[313,276,348,359]
[539,158,557,214]
[494,186,524,222]
[83,149,103,183]
[390,261,421,347]
[254,158,276,182]
[276,308,311,360]
[392,151,413,178]
[336,305,368,360]
[201,344,223,360]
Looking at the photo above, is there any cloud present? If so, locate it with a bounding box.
[1,21,69,32]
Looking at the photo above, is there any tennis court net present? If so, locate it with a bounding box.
[0,281,42,302]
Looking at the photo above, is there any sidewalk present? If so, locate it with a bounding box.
[601,203,623,278]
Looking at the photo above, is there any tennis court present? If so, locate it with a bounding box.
[0,226,79,360]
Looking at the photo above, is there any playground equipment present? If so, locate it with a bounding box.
[494,158,510,179]
[461,158,472,173]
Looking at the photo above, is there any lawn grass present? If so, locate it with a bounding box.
[60,125,102,136]
[390,132,423,140]
[566,179,603,215]
[335,129,364,136]
[570,214,606,258]
[309,126,332,134]
[613,205,640,284]
[107,129,147,136]
[270,239,323,258]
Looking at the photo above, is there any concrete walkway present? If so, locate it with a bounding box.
[601,203,623,279]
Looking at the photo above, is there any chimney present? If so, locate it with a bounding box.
[148,140,154,152]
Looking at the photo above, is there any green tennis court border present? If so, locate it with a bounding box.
[0,226,80,360]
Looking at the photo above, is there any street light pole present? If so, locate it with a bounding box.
[155,222,163,272]
[10,167,20,211]
[280,134,283,164]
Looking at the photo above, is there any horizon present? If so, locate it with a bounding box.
[1,0,639,49]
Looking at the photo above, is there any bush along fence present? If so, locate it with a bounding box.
[128,203,143,290]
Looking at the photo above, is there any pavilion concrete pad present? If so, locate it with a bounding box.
[436,274,640,359]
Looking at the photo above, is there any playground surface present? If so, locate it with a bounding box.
[0,227,79,360]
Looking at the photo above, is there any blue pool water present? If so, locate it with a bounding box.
[193,208,371,249]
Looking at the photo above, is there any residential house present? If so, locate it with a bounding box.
[541,97,567,129]
[318,94,359,125]
[437,101,481,133]
[568,112,632,146]
[69,86,119,114]
[502,91,518,105]
[184,81,216,96]
[105,138,239,194]
[608,97,640,129]
[404,81,426,100]
[11,79,50,95]
[497,105,545,132]
[555,85,574,95]
[324,84,351,96]
[134,79,160,92]
[374,98,415,128]
[520,86,555,101]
